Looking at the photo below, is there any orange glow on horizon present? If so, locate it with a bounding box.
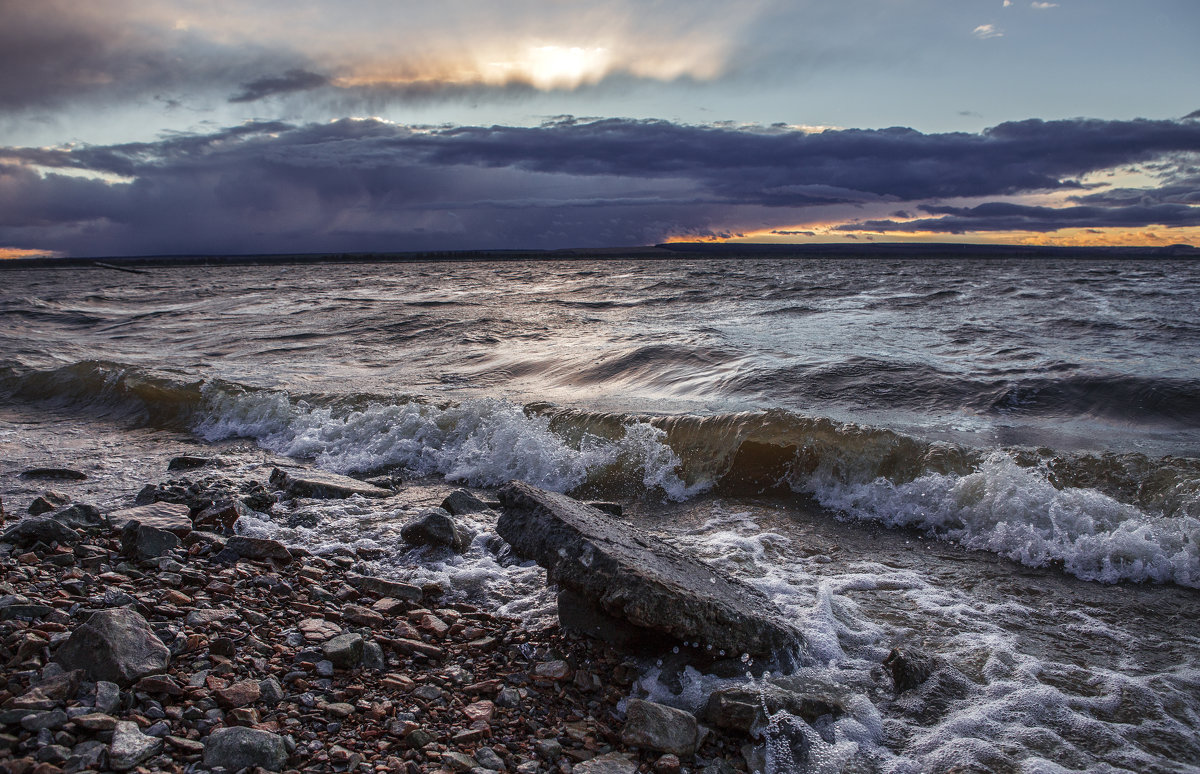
[674,225,1200,248]
[0,247,63,260]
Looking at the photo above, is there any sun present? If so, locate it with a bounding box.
[485,45,612,90]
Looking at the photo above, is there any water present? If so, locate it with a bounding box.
[2,256,1199,772]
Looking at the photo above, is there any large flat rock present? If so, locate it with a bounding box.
[269,467,392,499]
[106,502,193,537]
[496,480,800,658]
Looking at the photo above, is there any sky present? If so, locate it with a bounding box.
[1,0,1198,257]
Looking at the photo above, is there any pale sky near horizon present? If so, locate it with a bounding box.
[2,0,1198,256]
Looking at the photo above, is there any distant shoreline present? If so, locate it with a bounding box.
[2,241,1198,270]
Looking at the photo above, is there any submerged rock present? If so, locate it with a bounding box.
[884,646,937,694]
[703,675,850,734]
[400,508,474,553]
[497,481,800,658]
[20,467,87,481]
[107,502,193,537]
[54,608,170,685]
[269,466,392,499]
[167,455,210,471]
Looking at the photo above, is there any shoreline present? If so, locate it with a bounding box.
[0,460,760,774]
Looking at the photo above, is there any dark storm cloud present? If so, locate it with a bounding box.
[3,115,1199,254]
[229,70,330,103]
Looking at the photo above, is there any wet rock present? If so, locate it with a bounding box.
[54,608,170,685]
[167,455,210,471]
[269,467,392,499]
[884,647,937,694]
[202,726,289,771]
[20,468,87,481]
[345,572,423,601]
[120,521,179,560]
[108,720,163,771]
[441,489,490,515]
[106,503,192,538]
[557,589,647,649]
[703,675,849,734]
[654,754,682,774]
[622,699,699,757]
[1,517,81,548]
[400,508,474,553]
[225,535,292,563]
[193,499,252,534]
[497,481,800,658]
[322,633,364,668]
[50,504,103,529]
[585,501,623,517]
[29,490,71,516]
[572,753,640,773]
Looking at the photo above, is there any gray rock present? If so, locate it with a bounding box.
[884,646,937,694]
[226,534,292,563]
[28,490,71,516]
[120,521,180,560]
[109,720,163,770]
[54,609,170,685]
[345,572,423,601]
[167,455,210,471]
[400,508,473,553]
[67,739,107,771]
[53,503,104,529]
[474,747,507,771]
[1,517,81,547]
[323,632,365,669]
[259,676,285,706]
[269,467,392,499]
[202,726,289,771]
[571,753,639,773]
[362,640,386,671]
[703,675,849,734]
[497,481,800,659]
[441,489,490,515]
[94,681,121,714]
[107,502,192,537]
[443,751,478,772]
[20,467,87,481]
[556,589,647,649]
[533,738,562,762]
[194,499,253,534]
[21,709,68,731]
[621,698,699,757]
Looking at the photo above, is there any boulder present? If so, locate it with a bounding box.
[1,517,81,547]
[703,675,850,734]
[109,720,163,770]
[202,726,289,771]
[440,489,490,515]
[556,589,648,649]
[269,467,392,499]
[497,481,800,659]
[107,502,192,538]
[54,608,170,685]
[226,535,292,563]
[622,699,700,757]
[400,508,473,553]
[52,503,104,529]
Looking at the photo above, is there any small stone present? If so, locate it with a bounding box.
[167,455,210,471]
[65,740,106,771]
[133,674,182,696]
[653,754,682,774]
[440,489,490,515]
[534,660,571,681]
[474,747,507,771]
[202,726,289,771]
[405,728,437,749]
[884,647,937,693]
[165,735,205,754]
[215,679,261,708]
[20,467,87,481]
[108,720,164,771]
[70,713,117,732]
[362,640,386,671]
[345,572,423,601]
[325,702,355,718]
[321,633,364,668]
[51,504,104,530]
[21,710,68,732]
[534,739,563,762]
[463,700,495,725]
[371,597,409,615]
[93,682,121,714]
[343,604,386,628]
[258,677,285,706]
[442,751,479,772]
[120,521,179,560]
[298,617,342,643]
[411,684,442,702]
[573,754,640,774]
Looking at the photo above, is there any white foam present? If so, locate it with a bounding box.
[196,388,703,499]
[808,451,1200,587]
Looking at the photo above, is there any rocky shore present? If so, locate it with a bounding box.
[0,460,820,774]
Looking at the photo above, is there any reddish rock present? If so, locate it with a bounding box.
[215,679,262,708]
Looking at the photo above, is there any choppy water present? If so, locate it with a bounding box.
[2,256,1199,772]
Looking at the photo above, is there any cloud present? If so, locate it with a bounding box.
[2,115,1198,254]
[230,70,330,103]
[1031,2,1058,8]
[973,24,1004,39]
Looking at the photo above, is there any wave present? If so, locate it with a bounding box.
[3,361,1198,587]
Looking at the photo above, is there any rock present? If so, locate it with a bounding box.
[202,726,289,771]
[442,751,478,772]
[322,633,364,668]
[65,740,106,771]
[258,677,285,706]
[193,499,252,533]
[109,720,163,771]
[572,753,640,773]
[71,713,118,732]
[94,682,121,714]
[884,647,937,693]
[225,535,292,563]
[28,491,70,516]
[106,503,192,538]
[1,517,81,547]
[215,679,261,708]
[441,489,490,515]
[533,739,562,762]
[21,709,68,732]
[474,747,507,771]
[400,508,473,553]
[20,468,87,481]
[345,572,423,601]
[497,481,800,658]
[167,455,210,471]
[653,754,682,774]
[298,618,342,643]
[557,589,646,649]
[703,675,849,734]
[269,467,392,499]
[585,501,623,516]
[362,640,386,671]
[54,609,170,685]
[120,521,179,560]
[622,699,699,757]
[50,504,103,529]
